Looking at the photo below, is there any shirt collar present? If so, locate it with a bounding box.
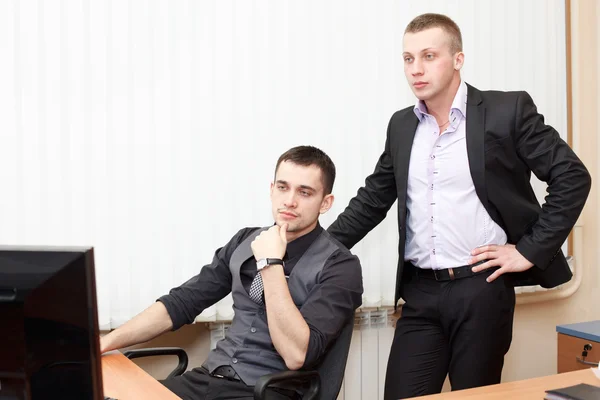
[413,80,468,121]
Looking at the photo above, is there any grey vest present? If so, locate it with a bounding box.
[202,227,341,386]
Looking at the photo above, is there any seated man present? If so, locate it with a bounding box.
[100,145,363,400]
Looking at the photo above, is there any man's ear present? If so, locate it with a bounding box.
[454,52,464,70]
[320,194,334,214]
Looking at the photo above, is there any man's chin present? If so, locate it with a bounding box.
[275,220,298,232]
[284,224,299,232]
[414,90,433,101]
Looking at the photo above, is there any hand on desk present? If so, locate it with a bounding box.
[469,244,534,283]
[100,336,108,354]
[100,336,119,354]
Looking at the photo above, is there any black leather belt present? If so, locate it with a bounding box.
[208,365,300,398]
[212,365,242,381]
[409,260,490,281]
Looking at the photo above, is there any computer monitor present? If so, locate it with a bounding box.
[0,246,103,400]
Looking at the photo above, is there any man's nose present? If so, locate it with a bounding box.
[411,59,423,76]
[284,192,297,208]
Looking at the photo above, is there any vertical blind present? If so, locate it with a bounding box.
[0,0,566,329]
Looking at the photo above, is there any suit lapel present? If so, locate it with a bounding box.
[465,84,489,208]
[396,112,419,204]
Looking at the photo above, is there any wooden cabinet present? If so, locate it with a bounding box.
[556,321,600,373]
[557,333,599,373]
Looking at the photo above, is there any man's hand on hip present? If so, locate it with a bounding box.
[469,244,534,282]
[251,224,288,260]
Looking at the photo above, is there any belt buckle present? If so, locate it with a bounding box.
[447,268,456,280]
[212,366,228,379]
[433,268,454,281]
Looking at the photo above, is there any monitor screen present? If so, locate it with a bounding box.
[0,246,103,400]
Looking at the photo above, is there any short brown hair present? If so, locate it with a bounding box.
[405,13,462,54]
[275,146,336,195]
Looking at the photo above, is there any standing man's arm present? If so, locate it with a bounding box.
[327,120,398,249]
[510,92,591,267]
[471,92,591,281]
[101,228,254,353]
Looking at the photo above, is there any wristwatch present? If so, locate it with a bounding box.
[256,258,284,271]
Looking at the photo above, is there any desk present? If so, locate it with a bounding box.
[414,369,598,399]
[101,353,598,400]
[102,352,181,399]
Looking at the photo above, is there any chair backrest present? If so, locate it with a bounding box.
[314,314,355,400]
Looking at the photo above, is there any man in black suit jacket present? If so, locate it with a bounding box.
[327,13,591,399]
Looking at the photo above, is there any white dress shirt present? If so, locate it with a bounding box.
[404,81,507,270]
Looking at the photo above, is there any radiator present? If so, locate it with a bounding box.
[337,310,395,400]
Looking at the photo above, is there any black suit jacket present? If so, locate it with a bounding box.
[328,84,591,307]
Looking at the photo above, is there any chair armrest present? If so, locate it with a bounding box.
[122,347,188,379]
[253,370,320,400]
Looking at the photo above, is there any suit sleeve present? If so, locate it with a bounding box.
[513,91,591,270]
[327,116,398,249]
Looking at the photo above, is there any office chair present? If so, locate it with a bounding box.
[123,315,355,400]
[122,347,188,380]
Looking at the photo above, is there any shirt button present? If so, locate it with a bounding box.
[250,327,257,333]
[232,358,238,364]
[258,310,264,315]
[430,155,435,160]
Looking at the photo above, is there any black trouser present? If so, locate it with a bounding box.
[161,367,299,400]
[383,265,516,399]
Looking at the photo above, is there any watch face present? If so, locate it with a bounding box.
[257,259,267,270]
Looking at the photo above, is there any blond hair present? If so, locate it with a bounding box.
[405,13,462,54]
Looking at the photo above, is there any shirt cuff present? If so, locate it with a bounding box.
[156,295,188,331]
